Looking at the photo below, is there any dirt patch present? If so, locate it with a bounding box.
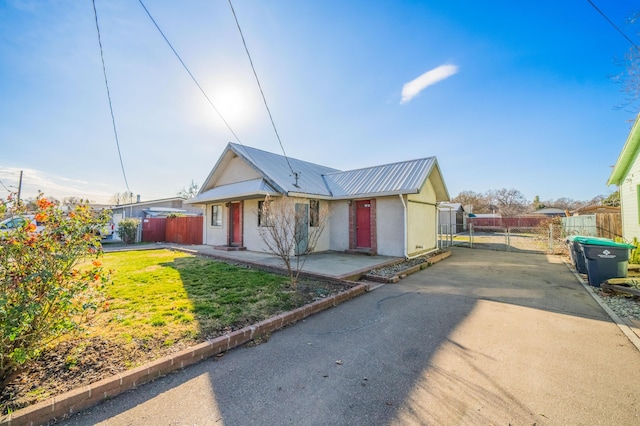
[0,279,348,415]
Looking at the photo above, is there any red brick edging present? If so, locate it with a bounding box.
[0,284,368,426]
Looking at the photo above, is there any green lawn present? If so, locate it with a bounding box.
[89,249,312,347]
[2,249,349,414]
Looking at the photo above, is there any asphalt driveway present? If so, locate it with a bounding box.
[61,247,640,425]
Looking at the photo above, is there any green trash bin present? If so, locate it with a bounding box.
[576,238,635,287]
[566,235,594,274]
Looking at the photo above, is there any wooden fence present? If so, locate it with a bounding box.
[142,218,166,242]
[561,213,622,240]
[596,213,622,240]
[142,216,203,245]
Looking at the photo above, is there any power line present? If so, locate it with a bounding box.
[137,0,244,145]
[0,178,11,193]
[587,0,640,53]
[92,0,131,195]
[227,0,298,179]
[136,0,268,177]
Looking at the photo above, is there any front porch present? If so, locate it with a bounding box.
[174,245,402,281]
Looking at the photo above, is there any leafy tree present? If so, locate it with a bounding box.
[258,196,329,288]
[117,218,140,244]
[532,195,546,210]
[178,180,199,199]
[0,193,110,384]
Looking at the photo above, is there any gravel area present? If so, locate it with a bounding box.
[366,251,445,278]
[593,288,640,322]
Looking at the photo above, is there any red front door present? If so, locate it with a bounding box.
[356,200,371,248]
[230,202,242,245]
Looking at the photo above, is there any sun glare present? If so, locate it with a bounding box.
[212,85,252,125]
[188,79,258,132]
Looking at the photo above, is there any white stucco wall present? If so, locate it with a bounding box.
[243,199,271,252]
[216,156,261,186]
[618,154,640,242]
[329,200,349,252]
[376,196,405,257]
[205,197,331,254]
[204,202,228,246]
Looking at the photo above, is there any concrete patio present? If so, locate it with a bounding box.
[167,244,404,281]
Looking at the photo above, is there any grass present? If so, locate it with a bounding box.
[0,248,349,415]
[87,249,309,347]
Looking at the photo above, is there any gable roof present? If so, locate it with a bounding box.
[189,178,278,204]
[608,114,640,186]
[198,143,338,198]
[324,157,448,200]
[191,142,449,203]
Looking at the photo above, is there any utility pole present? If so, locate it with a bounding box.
[16,170,23,204]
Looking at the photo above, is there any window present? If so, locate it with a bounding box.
[211,205,222,227]
[310,199,320,227]
[258,200,272,227]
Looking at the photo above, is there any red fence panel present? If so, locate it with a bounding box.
[166,216,203,245]
[468,215,547,229]
[142,218,167,242]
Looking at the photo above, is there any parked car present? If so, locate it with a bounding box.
[0,215,45,235]
[95,221,115,239]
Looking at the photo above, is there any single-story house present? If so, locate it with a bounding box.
[530,207,567,217]
[438,202,466,233]
[608,114,640,242]
[186,143,449,258]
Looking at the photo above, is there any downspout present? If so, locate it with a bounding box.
[435,205,440,251]
[202,205,207,244]
[399,194,408,259]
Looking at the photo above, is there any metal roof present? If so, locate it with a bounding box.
[323,157,438,198]
[230,143,339,196]
[186,178,278,205]
[199,143,448,201]
[438,202,464,211]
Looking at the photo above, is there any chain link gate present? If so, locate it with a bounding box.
[439,223,568,255]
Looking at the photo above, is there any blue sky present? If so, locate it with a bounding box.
[0,0,637,204]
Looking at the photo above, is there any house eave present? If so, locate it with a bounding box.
[330,189,420,200]
[286,192,335,200]
[186,191,279,205]
[608,114,640,186]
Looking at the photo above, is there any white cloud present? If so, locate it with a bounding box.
[0,166,113,203]
[400,64,459,104]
